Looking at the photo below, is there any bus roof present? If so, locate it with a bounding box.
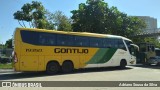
[16,27,132,42]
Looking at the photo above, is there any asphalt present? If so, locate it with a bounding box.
[0,65,160,90]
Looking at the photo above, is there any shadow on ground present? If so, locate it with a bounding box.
[131,64,160,69]
[0,67,132,80]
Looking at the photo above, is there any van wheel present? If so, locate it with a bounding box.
[62,61,74,73]
[157,62,160,66]
[120,60,127,69]
[46,62,60,74]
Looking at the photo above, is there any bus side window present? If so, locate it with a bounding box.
[74,36,89,47]
[57,34,68,46]
[108,38,115,48]
[97,38,103,48]
[90,37,99,47]
[103,38,111,48]
[118,40,126,51]
[67,35,74,46]
[114,39,118,48]
[39,35,45,45]
[39,33,56,46]
[21,30,39,45]
[56,34,75,46]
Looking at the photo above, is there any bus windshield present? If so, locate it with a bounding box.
[124,40,139,56]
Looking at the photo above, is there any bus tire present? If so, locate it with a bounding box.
[62,61,74,73]
[120,60,127,69]
[46,62,60,74]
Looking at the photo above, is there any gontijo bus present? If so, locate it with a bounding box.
[12,28,138,74]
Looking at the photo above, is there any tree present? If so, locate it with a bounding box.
[5,39,12,48]
[13,1,72,31]
[71,0,108,33]
[144,37,160,48]
[46,11,72,31]
[71,0,146,37]
[13,1,54,29]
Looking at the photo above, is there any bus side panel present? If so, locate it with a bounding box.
[84,55,98,68]
[82,48,99,68]
[111,49,129,66]
[79,56,86,68]
[20,56,38,71]
[38,56,45,71]
[84,48,115,68]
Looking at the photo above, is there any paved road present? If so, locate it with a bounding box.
[0,64,160,90]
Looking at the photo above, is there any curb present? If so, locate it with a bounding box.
[0,69,14,73]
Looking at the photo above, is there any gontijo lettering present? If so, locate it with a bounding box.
[54,48,89,54]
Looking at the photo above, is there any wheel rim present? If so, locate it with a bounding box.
[46,62,60,74]
[50,65,57,72]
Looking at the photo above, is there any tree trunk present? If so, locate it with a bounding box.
[18,20,23,27]
[22,21,26,28]
[31,20,35,28]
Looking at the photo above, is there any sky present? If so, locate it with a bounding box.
[0,0,160,44]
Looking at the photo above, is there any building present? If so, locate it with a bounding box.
[136,16,157,33]
[0,48,13,57]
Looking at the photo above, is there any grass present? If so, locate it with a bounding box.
[0,63,13,69]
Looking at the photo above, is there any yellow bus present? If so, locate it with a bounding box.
[12,28,138,74]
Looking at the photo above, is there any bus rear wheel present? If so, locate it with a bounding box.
[120,60,127,69]
[62,61,74,73]
[46,62,60,74]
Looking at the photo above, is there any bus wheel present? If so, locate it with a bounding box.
[46,62,60,74]
[62,61,74,73]
[120,60,127,69]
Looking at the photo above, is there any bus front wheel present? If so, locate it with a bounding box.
[46,62,60,74]
[120,60,127,69]
[62,61,74,73]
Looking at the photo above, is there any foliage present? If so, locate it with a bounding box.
[144,37,160,48]
[46,11,72,31]
[13,1,54,29]
[13,0,148,44]
[13,1,72,31]
[0,63,13,69]
[132,37,160,48]
[0,44,3,49]
[71,0,146,37]
[5,39,12,48]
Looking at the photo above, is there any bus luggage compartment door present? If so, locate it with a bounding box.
[20,56,38,71]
